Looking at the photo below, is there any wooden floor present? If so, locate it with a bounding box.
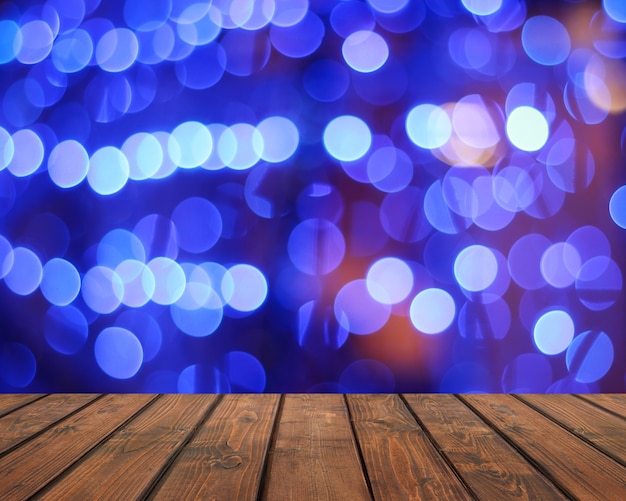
[0,394,623,500]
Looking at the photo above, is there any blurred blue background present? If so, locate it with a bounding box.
[0,0,624,392]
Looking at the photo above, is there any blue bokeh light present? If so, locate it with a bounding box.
[0,20,19,64]
[124,0,172,31]
[48,140,89,188]
[270,11,325,58]
[41,258,81,306]
[566,330,614,383]
[7,129,44,177]
[287,218,345,275]
[4,247,42,296]
[406,104,452,150]
[225,264,268,312]
[95,28,139,72]
[410,288,456,335]
[15,20,54,65]
[168,121,213,169]
[87,146,130,195]
[323,115,372,162]
[462,0,502,16]
[98,229,145,269]
[366,257,413,305]
[454,245,498,292]
[223,351,266,392]
[256,116,299,163]
[342,30,389,73]
[334,279,391,335]
[116,259,155,308]
[533,310,574,355]
[81,265,124,314]
[522,16,570,66]
[172,196,222,253]
[603,0,626,23]
[148,257,186,305]
[609,185,626,229]
[51,29,93,73]
[94,326,144,379]
[0,342,37,388]
[44,305,88,355]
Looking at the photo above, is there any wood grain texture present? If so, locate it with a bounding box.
[461,394,626,500]
[346,394,472,501]
[0,394,99,455]
[517,394,626,465]
[262,394,372,501]
[0,394,623,500]
[34,394,217,501]
[0,394,44,417]
[576,394,626,418]
[403,394,567,500]
[0,393,156,501]
[150,393,279,501]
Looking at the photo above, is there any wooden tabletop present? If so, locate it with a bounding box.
[0,394,623,500]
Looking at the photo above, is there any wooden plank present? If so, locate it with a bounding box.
[0,393,156,501]
[403,394,568,500]
[262,394,372,501]
[576,394,626,418]
[346,394,472,500]
[462,394,626,500]
[0,394,100,456]
[0,394,45,417]
[518,394,626,465]
[34,394,217,500]
[149,394,280,500]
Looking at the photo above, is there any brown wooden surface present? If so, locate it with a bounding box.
[262,394,372,500]
[150,394,279,500]
[461,394,626,500]
[0,394,623,500]
[404,394,570,500]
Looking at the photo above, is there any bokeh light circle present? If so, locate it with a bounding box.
[462,0,502,16]
[88,147,130,196]
[334,279,391,335]
[406,104,452,149]
[168,121,213,169]
[4,247,43,296]
[323,116,372,162]
[148,257,186,305]
[342,30,389,73]
[96,28,139,72]
[0,343,36,388]
[225,264,268,312]
[41,258,81,306]
[566,330,614,383]
[522,16,570,66]
[366,257,413,304]
[81,265,124,314]
[287,219,345,275]
[48,140,89,188]
[533,310,574,355]
[506,107,549,151]
[609,185,626,229]
[256,116,299,163]
[172,197,223,253]
[454,245,498,292]
[94,327,143,379]
[410,288,456,335]
[603,0,626,23]
[44,305,88,355]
